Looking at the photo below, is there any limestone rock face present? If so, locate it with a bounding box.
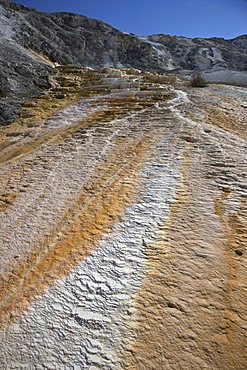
[0,0,247,125]
[0,67,247,369]
[2,0,246,73]
[146,33,247,72]
[0,0,247,76]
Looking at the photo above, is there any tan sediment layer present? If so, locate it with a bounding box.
[214,193,247,368]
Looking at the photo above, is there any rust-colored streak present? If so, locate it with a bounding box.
[0,134,156,329]
[206,107,247,139]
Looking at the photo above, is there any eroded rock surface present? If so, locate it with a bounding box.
[0,68,246,369]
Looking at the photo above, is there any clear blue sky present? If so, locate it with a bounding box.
[15,0,247,39]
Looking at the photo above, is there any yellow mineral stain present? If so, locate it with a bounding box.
[28,49,56,68]
[206,107,247,139]
[0,132,157,329]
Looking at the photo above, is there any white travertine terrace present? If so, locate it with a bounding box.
[0,69,247,369]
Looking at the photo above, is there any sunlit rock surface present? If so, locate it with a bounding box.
[0,67,246,369]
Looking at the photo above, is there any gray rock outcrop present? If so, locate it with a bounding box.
[0,0,246,125]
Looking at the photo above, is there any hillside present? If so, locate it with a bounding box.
[0,0,247,125]
[0,1,247,369]
[0,63,247,370]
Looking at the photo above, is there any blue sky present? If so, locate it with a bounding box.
[15,0,247,39]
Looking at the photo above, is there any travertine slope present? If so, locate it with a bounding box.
[0,68,246,369]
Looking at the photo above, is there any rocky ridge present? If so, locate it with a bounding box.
[0,0,247,125]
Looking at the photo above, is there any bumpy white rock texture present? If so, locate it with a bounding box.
[0,68,247,369]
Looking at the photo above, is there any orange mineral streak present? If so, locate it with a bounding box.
[0,109,116,165]
[0,133,156,329]
[205,105,247,140]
